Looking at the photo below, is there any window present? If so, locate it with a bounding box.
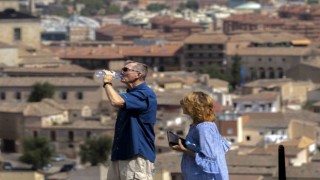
[15,92,21,100]
[68,131,74,142]
[76,92,83,100]
[0,92,5,100]
[244,104,252,109]
[233,103,237,108]
[14,28,22,41]
[227,128,234,135]
[51,131,56,141]
[186,61,193,67]
[60,91,67,100]
[86,131,91,139]
[33,131,38,138]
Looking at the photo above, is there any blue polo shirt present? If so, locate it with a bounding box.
[111,82,157,163]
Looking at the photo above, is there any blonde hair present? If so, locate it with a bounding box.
[181,91,215,123]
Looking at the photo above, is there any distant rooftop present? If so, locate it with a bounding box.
[0,8,38,20]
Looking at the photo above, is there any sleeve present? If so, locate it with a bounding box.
[221,137,231,153]
[193,124,221,174]
[120,90,148,111]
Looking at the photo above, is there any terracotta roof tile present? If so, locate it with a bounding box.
[184,32,228,44]
[226,153,277,167]
[225,14,283,25]
[50,44,182,59]
[229,47,319,56]
[233,91,279,102]
[0,77,99,87]
[242,112,289,129]
[0,100,64,117]
[2,64,91,73]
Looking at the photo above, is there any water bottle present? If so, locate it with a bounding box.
[185,141,200,152]
[94,70,123,79]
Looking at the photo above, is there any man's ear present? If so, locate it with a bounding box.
[137,72,142,78]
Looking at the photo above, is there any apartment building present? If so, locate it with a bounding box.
[0,99,111,156]
[286,59,320,83]
[0,9,41,48]
[126,44,183,72]
[233,91,281,113]
[227,46,320,80]
[183,32,228,72]
[0,77,101,110]
[2,64,93,78]
[150,15,203,35]
[238,112,289,146]
[223,14,284,35]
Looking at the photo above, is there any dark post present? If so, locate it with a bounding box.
[278,145,286,180]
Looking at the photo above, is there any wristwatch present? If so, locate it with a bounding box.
[103,82,112,88]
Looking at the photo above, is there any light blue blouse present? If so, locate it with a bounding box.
[181,122,230,180]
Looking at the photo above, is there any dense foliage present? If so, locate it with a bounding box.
[147,3,169,12]
[20,137,54,169]
[79,136,112,166]
[28,82,55,102]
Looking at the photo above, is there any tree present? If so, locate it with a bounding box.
[177,0,199,12]
[105,5,121,15]
[147,3,168,12]
[186,0,199,11]
[203,63,232,82]
[28,82,55,102]
[79,136,112,166]
[230,55,242,90]
[20,137,54,169]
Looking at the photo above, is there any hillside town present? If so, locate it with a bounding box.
[1,0,320,180]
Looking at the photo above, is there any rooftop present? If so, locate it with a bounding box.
[0,9,38,20]
[0,77,100,87]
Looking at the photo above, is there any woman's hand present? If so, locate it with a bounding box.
[170,139,188,152]
[170,139,196,158]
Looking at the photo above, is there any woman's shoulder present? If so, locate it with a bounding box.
[195,122,217,130]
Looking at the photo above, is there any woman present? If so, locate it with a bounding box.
[171,91,230,180]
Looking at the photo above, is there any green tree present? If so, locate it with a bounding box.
[230,55,242,90]
[20,137,54,169]
[121,6,132,15]
[28,82,55,102]
[177,0,199,12]
[203,63,232,82]
[79,136,112,166]
[147,3,169,12]
[186,0,199,11]
[105,5,121,15]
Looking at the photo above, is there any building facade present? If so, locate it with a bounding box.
[0,9,41,48]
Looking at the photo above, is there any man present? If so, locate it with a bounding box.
[102,60,157,180]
